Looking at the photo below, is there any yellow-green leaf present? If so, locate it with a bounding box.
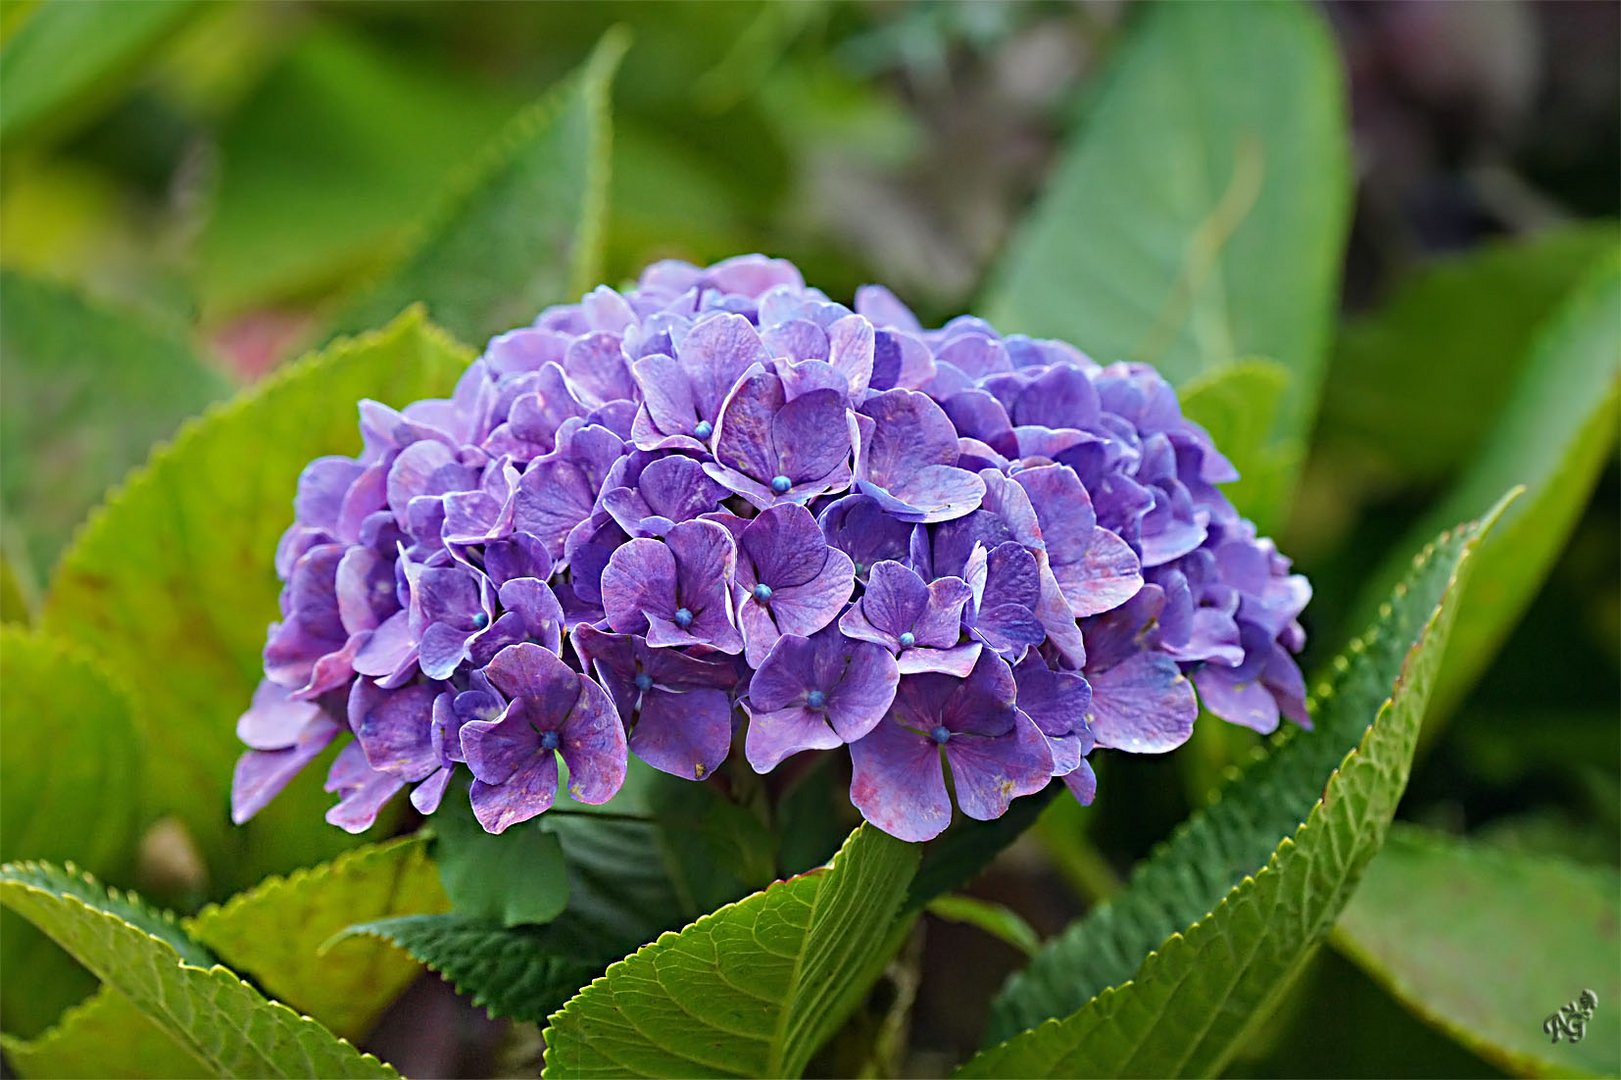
[187,838,449,1039]
[40,308,470,896]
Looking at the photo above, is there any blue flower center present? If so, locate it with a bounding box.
[898,631,916,648]
[540,730,560,751]
[472,611,489,630]
[770,475,792,494]
[929,725,951,745]
[634,672,654,692]
[673,607,695,628]
[853,561,866,576]
[752,583,773,603]
[693,419,714,440]
[806,690,827,710]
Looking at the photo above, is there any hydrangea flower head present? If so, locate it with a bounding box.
[233,253,1311,842]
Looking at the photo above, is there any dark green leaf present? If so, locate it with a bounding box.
[1335,825,1620,1079]
[1378,252,1621,725]
[542,825,920,1079]
[186,838,449,1039]
[432,784,569,928]
[0,862,394,1077]
[970,493,1514,1076]
[329,28,629,346]
[982,0,1349,458]
[40,308,470,896]
[1322,224,1616,483]
[0,627,142,1036]
[926,895,1040,958]
[0,271,232,576]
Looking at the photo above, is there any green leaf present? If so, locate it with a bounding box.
[0,862,395,1078]
[1,986,209,1079]
[342,914,613,1027]
[329,28,629,346]
[432,783,569,928]
[1177,358,1294,532]
[1372,252,1621,725]
[0,627,142,1036]
[40,308,470,895]
[981,0,1349,457]
[347,806,708,1025]
[967,492,1514,1077]
[1335,825,1621,1079]
[196,28,522,316]
[644,769,778,913]
[0,0,198,145]
[926,895,1040,958]
[1322,224,1616,483]
[541,825,921,1079]
[0,270,233,576]
[186,837,449,1039]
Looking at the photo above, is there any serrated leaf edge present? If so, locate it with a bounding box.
[963,491,1516,1076]
[0,861,399,1078]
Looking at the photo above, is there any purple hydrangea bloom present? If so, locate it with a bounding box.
[232,253,1310,843]
[848,652,1053,843]
[460,643,625,833]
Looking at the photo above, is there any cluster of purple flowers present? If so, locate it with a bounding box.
[233,255,1310,843]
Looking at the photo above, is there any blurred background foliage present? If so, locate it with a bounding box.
[0,1,1616,1077]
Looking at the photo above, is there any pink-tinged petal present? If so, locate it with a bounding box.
[324,742,405,834]
[771,387,850,481]
[712,366,781,479]
[936,332,1010,379]
[1088,652,1196,753]
[470,757,558,834]
[631,355,702,445]
[336,462,387,543]
[635,688,733,780]
[849,718,951,843]
[559,676,628,804]
[1057,528,1142,618]
[335,546,393,634]
[600,537,677,635]
[564,332,635,404]
[857,389,959,486]
[871,464,986,524]
[897,642,982,677]
[230,716,340,823]
[297,457,366,534]
[418,622,472,681]
[745,703,841,772]
[1194,664,1282,735]
[353,610,416,678]
[762,320,828,363]
[679,313,770,417]
[826,315,875,399]
[237,679,323,750]
[854,284,923,332]
[946,713,1054,821]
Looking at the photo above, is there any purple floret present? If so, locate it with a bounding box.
[231,252,1310,842]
